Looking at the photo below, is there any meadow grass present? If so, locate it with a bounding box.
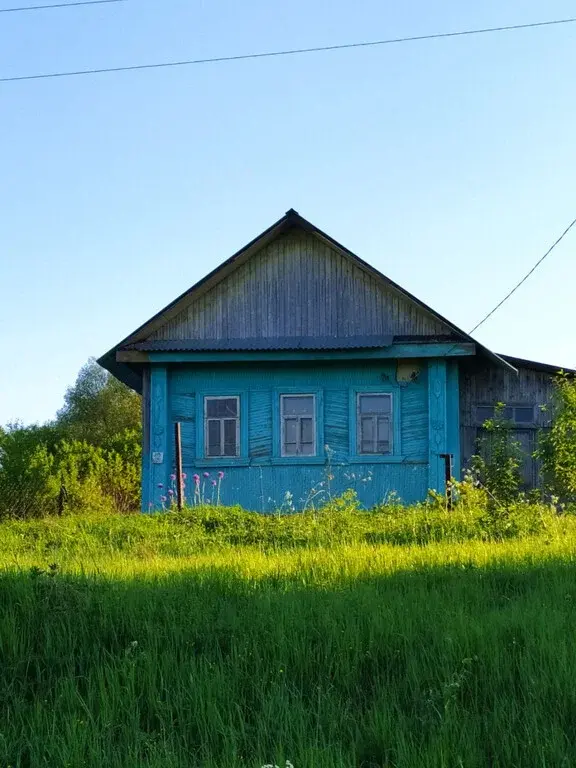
[1,507,576,767]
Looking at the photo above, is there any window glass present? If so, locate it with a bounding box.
[281,395,316,456]
[357,394,393,454]
[514,407,534,423]
[204,397,239,457]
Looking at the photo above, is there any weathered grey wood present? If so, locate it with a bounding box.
[149,231,452,341]
[459,362,557,487]
[116,351,149,363]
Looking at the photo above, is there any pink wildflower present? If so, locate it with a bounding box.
[157,483,163,488]
[160,495,167,503]
[170,474,176,481]
[182,473,187,480]
[203,472,210,478]
[211,479,217,486]
[193,474,200,484]
[218,471,225,479]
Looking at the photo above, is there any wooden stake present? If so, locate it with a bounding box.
[174,422,184,511]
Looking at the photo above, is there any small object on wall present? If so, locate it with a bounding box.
[397,359,421,383]
[152,451,164,464]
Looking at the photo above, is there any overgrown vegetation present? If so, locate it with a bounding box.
[538,372,576,504]
[0,359,141,518]
[1,516,576,767]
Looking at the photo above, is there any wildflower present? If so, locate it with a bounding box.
[170,473,176,481]
[193,474,200,484]
[218,471,225,479]
[148,501,153,508]
[203,471,210,478]
[160,495,167,502]
[211,479,217,486]
[182,473,187,480]
[157,483,163,488]
[168,489,174,495]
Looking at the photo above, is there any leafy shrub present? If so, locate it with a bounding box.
[537,373,576,504]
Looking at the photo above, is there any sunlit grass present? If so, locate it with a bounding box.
[1,509,576,766]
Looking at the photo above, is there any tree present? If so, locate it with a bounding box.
[56,359,141,449]
[538,373,576,504]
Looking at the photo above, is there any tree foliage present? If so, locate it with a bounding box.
[538,373,576,503]
[56,359,141,448]
[0,360,142,518]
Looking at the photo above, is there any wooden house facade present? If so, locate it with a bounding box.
[99,210,568,511]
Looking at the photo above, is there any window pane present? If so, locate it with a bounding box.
[207,420,221,456]
[223,419,237,456]
[300,442,315,455]
[206,397,238,418]
[300,418,313,445]
[282,396,313,416]
[361,416,374,442]
[377,418,391,453]
[284,418,298,443]
[359,395,391,414]
[514,407,534,424]
[476,406,494,423]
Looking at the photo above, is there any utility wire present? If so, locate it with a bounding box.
[1,16,575,83]
[0,0,125,13]
[468,215,576,336]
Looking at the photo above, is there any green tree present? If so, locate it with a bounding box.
[538,373,576,503]
[56,359,141,449]
[471,403,523,506]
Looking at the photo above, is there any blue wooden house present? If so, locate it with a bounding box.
[99,209,566,511]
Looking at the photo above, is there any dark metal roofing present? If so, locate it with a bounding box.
[124,335,395,353]
[499,354,575,376]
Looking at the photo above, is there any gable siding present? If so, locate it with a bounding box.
[150,231,451,341]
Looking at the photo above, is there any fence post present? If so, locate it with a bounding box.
[174,422,184,511]
[439,453,454,509]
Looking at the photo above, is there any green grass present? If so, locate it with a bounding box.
[1,507,576,767]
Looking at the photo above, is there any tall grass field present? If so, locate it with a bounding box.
[1,503,576,767]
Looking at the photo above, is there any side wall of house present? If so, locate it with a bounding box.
[459,363,554,486]
[144,358,460,511]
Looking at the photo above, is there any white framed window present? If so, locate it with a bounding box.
[281,394,316,456]
[357,393,393,454]
[204,396,240,457]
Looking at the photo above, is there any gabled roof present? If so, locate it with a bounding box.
[98,208,515,389]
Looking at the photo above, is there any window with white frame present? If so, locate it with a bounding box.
[204,396,240,457]
[357,393,393,454]
[281,394,315,456]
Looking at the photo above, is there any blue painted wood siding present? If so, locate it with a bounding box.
[141,360,447,511]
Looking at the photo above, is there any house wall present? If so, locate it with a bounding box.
[149,231,453,341]
[144,358,460,511]
[459,363,554,486]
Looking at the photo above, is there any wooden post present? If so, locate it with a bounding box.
[174,422,184,511]
[439,453,454,510]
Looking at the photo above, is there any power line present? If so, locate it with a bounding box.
[1,15,575,83]
[0,0,125,13]
[468,215,576,336]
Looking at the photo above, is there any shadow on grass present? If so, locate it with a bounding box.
[1,558,576,767]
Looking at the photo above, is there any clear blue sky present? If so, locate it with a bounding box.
[1,0,575,425]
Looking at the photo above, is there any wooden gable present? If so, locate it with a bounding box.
[147,229,452,342]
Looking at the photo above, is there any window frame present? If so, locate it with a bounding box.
[195,391,249,466]
[272,388,324,464]
[356,392,394,456]
[204,395,240,458]
[280,393,317,458]
[348,386,404,463]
